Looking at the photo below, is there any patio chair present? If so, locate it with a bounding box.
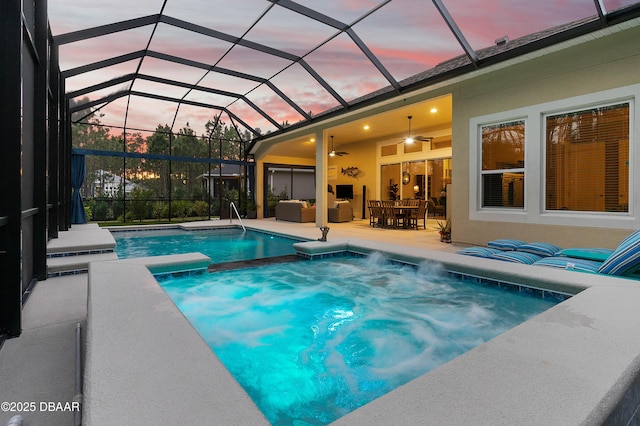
[368,200,384,227]
[428,197,445,217]
[408,200,427,230]
[368,200,375,226]
[381,200,403,228]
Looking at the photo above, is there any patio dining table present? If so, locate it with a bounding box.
[392,204,420,228]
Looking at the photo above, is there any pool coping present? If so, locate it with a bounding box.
[105,221,312,242]
[85,253,270,425]
[85,236,640,425]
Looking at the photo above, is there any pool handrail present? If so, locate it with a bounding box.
[229,202,246,232]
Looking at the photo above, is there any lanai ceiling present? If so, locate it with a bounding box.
[48,0,640,154]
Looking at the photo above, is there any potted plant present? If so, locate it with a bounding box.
[435,219,451,243]
[389,183,399,201]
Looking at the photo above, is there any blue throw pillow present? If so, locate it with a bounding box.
[456,247,502,258]
[518,242,562,257]
[487,239,527,251]
[598,230,640,276]
[489,251,542,264]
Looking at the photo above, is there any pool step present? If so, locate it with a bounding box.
[47,252,119,277]
[46,224,118,277]
[207,254,301,273]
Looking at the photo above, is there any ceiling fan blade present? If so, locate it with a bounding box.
[402,116,433,143]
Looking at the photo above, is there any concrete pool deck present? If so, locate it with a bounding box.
[2,218,640,425]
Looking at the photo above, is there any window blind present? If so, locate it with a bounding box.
[545,103,629,212]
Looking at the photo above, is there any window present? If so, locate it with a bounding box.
[481,120,525,208]
[403,141,423,154]
[402,160,425,199]
[381,144,397,156]
[545,103,629,213]
[381,163,401,200]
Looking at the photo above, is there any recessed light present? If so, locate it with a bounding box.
[430,108,438,113]
[363,125,370,130]
[310,138,315,142]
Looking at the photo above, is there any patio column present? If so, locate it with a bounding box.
[315,130,328,227]
[254,160,262,219]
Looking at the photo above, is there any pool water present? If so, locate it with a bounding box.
[112,228,300,261]
[158,253,561,425]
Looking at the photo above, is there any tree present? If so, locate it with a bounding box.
[145,124,172,197]
[205,119,245,161]
[172,125,209,199]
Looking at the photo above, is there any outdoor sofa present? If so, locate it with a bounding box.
[275,200,315,223]
[328,201,353,223]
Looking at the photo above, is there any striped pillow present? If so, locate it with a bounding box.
[456,247,502,258]
[487,239,527,251]
[598,230,640,276]
[517,242,562,257]
[489,251,542,264]
[533,257,601,274]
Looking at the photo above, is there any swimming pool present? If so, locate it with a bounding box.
[112,228,302,261]
[158,252,563,425]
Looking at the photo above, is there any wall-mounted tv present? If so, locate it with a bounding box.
[335,184,354,199]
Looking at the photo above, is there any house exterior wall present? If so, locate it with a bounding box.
[327,140,378,219]
[451,21,640,248]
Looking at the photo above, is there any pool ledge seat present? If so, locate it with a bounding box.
[117,252,212,274]
[293,239,349,259]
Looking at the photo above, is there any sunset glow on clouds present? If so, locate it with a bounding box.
[49,0,638,137]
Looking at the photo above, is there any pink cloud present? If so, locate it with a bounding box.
[51,0,621,140]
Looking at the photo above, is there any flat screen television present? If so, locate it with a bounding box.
[335,184,354,199]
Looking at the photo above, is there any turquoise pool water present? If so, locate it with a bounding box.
[157,253,562,425]
[112,228,300,261]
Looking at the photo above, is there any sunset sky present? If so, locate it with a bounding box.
[47,0,638,137]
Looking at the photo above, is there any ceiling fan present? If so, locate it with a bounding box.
[329,135,349,157]
[401,115,432,144]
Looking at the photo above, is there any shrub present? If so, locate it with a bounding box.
[170,200,192,219]
[153,202,167,219]
[128,188,155,221]
[92,200,110,221]
[191,200,209,217]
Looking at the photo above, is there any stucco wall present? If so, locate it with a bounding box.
[451,22,640,248]
[327,140,378,219]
